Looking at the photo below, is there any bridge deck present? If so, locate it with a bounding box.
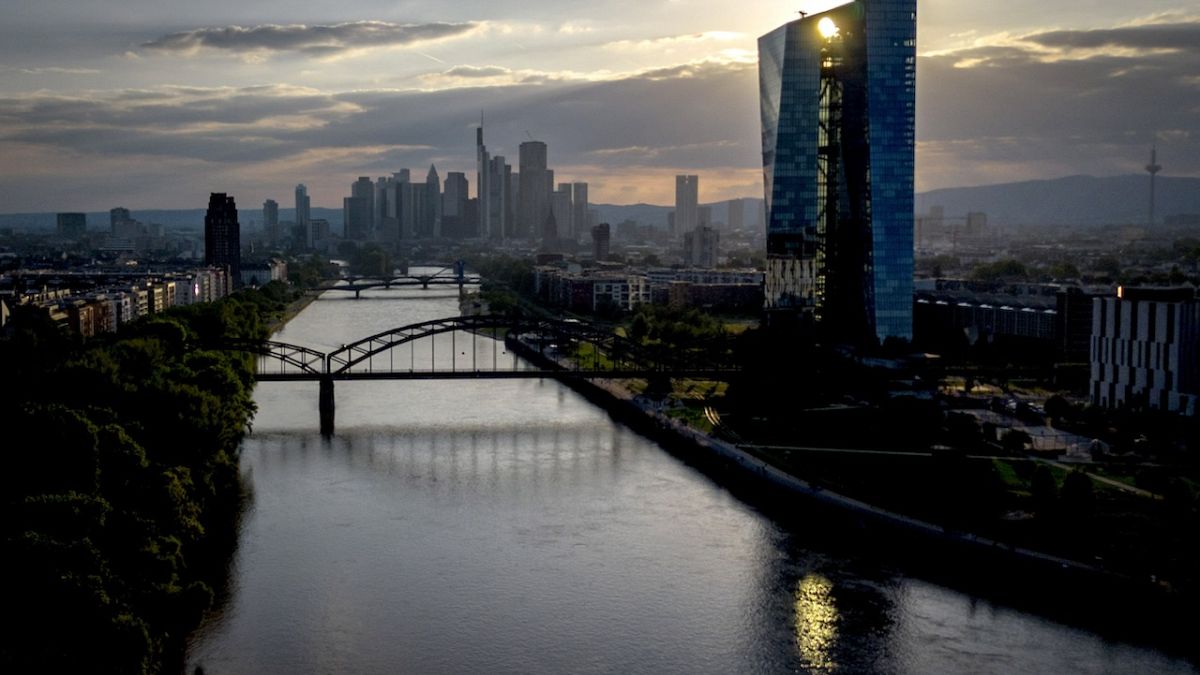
[255,369,736,382]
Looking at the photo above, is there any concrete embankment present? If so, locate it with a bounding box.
[505,333,1192,644]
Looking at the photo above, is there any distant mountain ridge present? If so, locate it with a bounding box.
[915,174,1200,226]
[3,175,1197,231]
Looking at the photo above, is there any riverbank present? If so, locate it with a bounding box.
[505,333,1197,659]
[266,281,334,333]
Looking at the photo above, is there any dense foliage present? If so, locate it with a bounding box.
[1,291,270,673]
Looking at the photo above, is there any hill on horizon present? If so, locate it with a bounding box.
[916,174,1200,226]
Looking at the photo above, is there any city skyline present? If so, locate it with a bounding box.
[0,1,1196,211]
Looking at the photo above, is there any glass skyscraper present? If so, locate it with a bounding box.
[759,0,916,342]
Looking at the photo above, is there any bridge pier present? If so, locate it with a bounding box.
[319,376,335,436]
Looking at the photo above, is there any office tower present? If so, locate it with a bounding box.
[476,124,491,238]
[518,140,552,239]
[697,205,712,228]
[759,0,916,342]
[350,177,375,238]
[727,198,745,232]
[109,207,140,239]
[204,193,241,289]
[109,207,131,233]
[426,165,442,237]
[442,172,470,238]
[294,184,311,230]
[592,223,611,261]
[551,184,573,242]
[57,213,86,239]
[343,196,370,240]
[674,175,699,239]
[572,182,588,242]
[684,225,720,268]
[262,199,279,244]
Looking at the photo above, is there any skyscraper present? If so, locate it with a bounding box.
[426,165,442,238]
[262,199,279,244]
[551,183,573,243]
[518,140,552,239]
[442,172,470,238]
[674,175,699,239]
[57,213,86,239]
[571,182,589,242]
[295,184,311,234]
[759,0,916,342]
[727,198,745,232]
[205,193,241,289]
[350,177,375,239]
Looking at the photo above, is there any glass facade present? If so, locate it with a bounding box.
[759,0,916,341]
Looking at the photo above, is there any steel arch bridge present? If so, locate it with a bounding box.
[206,313,737,435]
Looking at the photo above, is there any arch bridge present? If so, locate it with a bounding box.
[206,314,737,435]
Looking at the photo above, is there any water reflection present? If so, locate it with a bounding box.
[795,574,839,670]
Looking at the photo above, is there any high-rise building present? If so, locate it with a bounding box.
[1091,287,1199,416]
[727,199,745,232]
[442,172,470,238]
[109,207,140,240]
[685,226,720,268]
[343,196,370,240]
[295,184,311,231]
[551,183,573,243]
[426,165,442,238]
[262,199,279,244]
[204,193,241,289]
[518,140,552,239]
[571,182,589,242]
[57,213,86,239]
[674,175,699,239]
[759,0,916,342]
[592,223,611,262]
[351,177,375,238]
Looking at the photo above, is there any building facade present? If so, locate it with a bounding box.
[674,175,699,239]
[1090,287,1199,416]
[759,0,916,342]
[204,193,241,287]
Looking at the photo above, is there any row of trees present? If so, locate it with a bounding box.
[2,290,271,672]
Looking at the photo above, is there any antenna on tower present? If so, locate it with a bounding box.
[799,10,808,18]
[1146,145,1162,228]
[525,130,535,142]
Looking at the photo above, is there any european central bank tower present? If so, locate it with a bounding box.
[759,1,915,343]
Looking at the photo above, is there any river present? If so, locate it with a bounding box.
[185,282,1197,674]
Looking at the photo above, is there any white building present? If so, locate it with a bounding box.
[1090,287,1199,416]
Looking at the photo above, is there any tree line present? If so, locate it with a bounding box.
[1,288,274,673]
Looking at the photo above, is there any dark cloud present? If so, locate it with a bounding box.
[0,60,759,171]
[1028,20,1200,53]
[141,21,479,56]
[916,18,1200,187]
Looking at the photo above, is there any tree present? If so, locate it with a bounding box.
[1060,470,1094,518]
[1031,464,1058,514]
[630,313,649,343]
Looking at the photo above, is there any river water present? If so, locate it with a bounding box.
[186,283,1197,674]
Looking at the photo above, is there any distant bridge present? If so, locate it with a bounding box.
[207,314,737,435]
[328,264,481,298]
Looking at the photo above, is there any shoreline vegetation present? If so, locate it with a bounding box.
[0,280,310,673]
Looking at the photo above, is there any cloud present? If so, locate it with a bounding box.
[0,55,762,209]
[141,21,480,58]
[1,66,102,75]
[914,16,1200,189]
[1028,19,1200,53]
[604,31,744,53]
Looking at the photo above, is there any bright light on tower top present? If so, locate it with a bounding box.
[817,17,840,39]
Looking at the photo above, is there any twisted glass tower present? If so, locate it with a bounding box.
[760,1,916,343]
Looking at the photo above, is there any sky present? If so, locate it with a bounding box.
[0,0,1196,211]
